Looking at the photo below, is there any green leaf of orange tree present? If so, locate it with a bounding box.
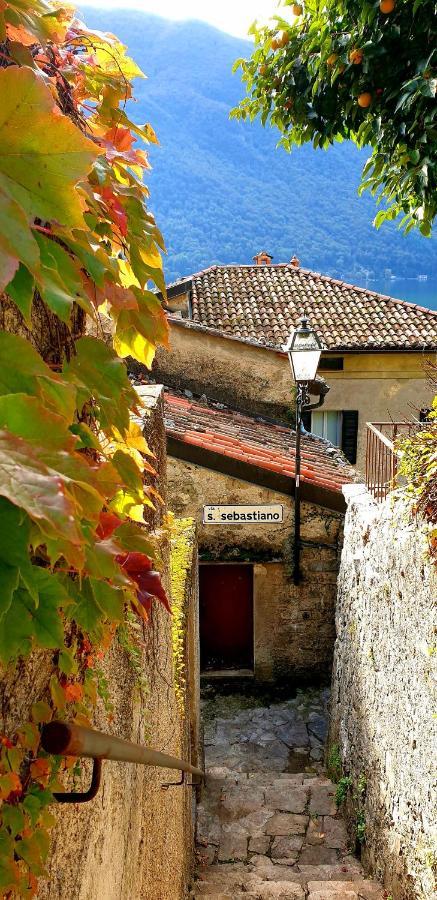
[64,336,140,435]
[0,66,100,230]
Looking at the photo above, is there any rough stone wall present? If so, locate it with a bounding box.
[1,386,197,900]
[167,456,344,682]
[329,487,437,900]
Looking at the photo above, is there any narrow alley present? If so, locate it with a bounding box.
[191,688,384,900]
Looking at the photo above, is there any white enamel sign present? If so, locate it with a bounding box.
[203,504,284,525]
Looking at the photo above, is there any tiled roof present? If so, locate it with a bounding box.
[164,391,355,498]
[168,264,437,352]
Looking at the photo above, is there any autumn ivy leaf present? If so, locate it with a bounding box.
[5,265,35,325]
[65,579,104,640]
[20,570,68,650]
[0,394,75,451]
[0,66,100,230]
[64,336,140,435]
[0,189,39,293]
[0,563,20,620]
[0,332,76,420]
[0,430,83,564]
[15,830,47,877]
[1,804,25,839]
[113,289,169,367]
[90,578,125,622]
[34,233,93,323]
[58,646,79,677]
[0,588,33,664]
[31,702,52,726]
[111,450,143,496]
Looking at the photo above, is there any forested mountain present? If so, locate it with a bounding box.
[82,6,437,290]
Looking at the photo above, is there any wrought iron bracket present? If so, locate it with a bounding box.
[161,769,203,790]
[52,758,102,804]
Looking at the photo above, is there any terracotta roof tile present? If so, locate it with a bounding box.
[164,391,355,496]
[168,264,437,352]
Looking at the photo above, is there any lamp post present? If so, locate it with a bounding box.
[284,317,325,585]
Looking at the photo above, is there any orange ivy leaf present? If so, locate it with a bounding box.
[63,682,83,703]
[0,772,22,801]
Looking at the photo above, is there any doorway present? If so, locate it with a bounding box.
[199,564,254,673]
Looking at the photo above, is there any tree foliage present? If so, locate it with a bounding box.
[0,1,171,893]
[233,0,436,236]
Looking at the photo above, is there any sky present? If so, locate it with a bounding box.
[83,0,280,38]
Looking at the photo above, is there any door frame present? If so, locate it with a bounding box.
[198,560,255,676]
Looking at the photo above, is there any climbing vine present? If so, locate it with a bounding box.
[169,518,196,714]
[0,1,171,894]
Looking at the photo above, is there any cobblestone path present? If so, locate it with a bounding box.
[190,688,383,900]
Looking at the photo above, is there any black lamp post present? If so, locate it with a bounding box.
[284,316,326,585]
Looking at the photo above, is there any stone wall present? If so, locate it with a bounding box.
[329,486,436,900]
[1,386,199,900]
[167,456,344,682]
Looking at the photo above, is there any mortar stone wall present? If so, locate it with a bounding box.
[167,456,344,682]
[329,487,436,900]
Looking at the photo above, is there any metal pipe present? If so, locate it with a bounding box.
[42,722,204,780]
[293,395,302,586]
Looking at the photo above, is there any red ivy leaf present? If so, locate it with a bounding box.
[96,511,122,539]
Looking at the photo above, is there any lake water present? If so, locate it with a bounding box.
[355,276,437,311]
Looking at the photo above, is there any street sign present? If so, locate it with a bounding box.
[203,504,284,525]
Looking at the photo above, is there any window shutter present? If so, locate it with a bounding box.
[341,411,358,464]
[301,410,312,432]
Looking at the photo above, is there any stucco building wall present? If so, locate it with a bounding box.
[151,324,435,473]
[167,456,344,682]
[329,487,436,900]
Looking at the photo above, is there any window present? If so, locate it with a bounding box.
[302,409,359,465]
[319,357,344,371]
[311,410,342,446]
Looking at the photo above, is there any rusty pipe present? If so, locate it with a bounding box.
[41,721,204,780]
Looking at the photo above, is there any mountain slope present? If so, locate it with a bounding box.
[82,6,437,289]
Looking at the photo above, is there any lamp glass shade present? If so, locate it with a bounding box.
[284,317,323,382]
[289,348,321,382]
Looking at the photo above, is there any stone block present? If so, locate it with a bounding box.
[249,834,271,855]
[308,781,337,816]
[277,721,309,748]
[266,814,309,836]
[298,845,339,865]
[305,818,326,845]
[264,784,308,814]
[217,825,248,862]
[271,836,303,860]
[323,817,348,850]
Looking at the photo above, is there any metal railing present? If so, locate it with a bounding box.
[42,721,204,803]
[365,421,419,501]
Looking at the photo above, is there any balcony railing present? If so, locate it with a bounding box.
[365,422,419,501]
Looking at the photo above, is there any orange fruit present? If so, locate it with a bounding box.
[358,92,372,108]
[292,4,303,14]
[349,48,363,64]
[327,53,338,66]
[279,30,290,47]
[259,64,268,75]
[380,0,395,11]
[271,38,279,50]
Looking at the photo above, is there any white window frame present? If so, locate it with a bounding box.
[310,410,343,447]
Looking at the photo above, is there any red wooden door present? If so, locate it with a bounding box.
[199,564,253,671]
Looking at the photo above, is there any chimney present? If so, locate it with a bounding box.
[290,255,300,268]
[253,250,273,266]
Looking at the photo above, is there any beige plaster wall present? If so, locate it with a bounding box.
[152,325,435,475]
[167,456,343,682]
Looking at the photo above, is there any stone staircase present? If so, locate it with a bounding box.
[190,690,384,900]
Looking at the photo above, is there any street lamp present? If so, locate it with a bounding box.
[284,316,326,586]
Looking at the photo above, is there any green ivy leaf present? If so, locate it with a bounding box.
[20,569,68,650]
[1,804,25,838]
[5,264,35,325]
[90,578,125,622]
[0,563,20,620]
[64,336,139,435]
[0,587,33,664]
[0,189,39,292]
